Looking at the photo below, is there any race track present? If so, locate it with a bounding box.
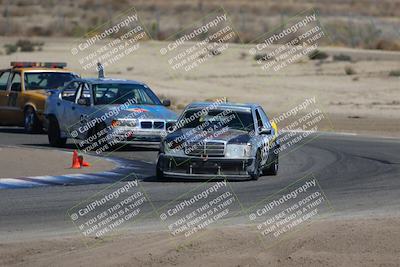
[0,127,399,241]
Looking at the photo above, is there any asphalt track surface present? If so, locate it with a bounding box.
[0,126,399,241]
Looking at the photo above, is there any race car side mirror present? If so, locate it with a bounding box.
[162,99,171,107]
[259,128,272,135]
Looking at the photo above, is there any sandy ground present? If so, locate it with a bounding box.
[0,146,116,178]
[0,216,399,267]
[1,38,399,137]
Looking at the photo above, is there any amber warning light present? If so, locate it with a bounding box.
[11,62,67,69]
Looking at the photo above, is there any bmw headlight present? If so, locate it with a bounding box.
[111,119,138,127]
[225,143,252,158]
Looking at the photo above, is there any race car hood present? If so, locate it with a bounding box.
[165,128,252,147]
[97,104,178,121]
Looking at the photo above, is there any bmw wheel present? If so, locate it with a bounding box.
[48,116,67,147]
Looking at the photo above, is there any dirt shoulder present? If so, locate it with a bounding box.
[0,146,116,178]
[1,216,399,267]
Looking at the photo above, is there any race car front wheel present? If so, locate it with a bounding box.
[264,154,279,176]
[48,116,67,147]
[250,151,262,180]
[156,160,166,181]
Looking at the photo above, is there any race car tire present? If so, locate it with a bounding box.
[250,151,262,180]
[24,106,42,134]
[156,167,165,180]
[48,116,67,147]
[263,153,279,176]
[156,160,165,180]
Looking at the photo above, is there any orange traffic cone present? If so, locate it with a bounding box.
[71,150,81,169]
[78,155,91,167]
[82,161,91,167]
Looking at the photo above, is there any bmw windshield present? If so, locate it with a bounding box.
[93,83,162,105]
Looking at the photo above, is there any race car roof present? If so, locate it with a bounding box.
[71,77,146,85]
[186,102,259,111]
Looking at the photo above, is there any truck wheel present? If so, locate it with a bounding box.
[24,107,41,133]
[264,154,279,176]
[250,151,262,181]
[48,116,67,147]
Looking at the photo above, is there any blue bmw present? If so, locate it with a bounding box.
[45,77,177,148]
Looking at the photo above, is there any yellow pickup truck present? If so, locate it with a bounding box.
[0,62,78,133]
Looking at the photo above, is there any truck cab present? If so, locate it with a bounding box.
[0,62,78,133]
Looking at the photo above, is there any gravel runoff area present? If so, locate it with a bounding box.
[0,146,116,178]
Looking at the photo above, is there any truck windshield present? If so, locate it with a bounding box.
[93,83,162,105]
[24,72,77,90]
[178,109,254,132]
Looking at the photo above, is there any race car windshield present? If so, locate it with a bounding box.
[178,109,254,132]
[24,72,77,90]
[93,83,162,105]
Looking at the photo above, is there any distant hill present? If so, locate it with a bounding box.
[0,0,399,50]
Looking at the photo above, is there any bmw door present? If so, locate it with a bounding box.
[68,82,93,141]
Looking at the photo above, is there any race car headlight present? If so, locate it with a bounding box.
[225,144,252,158]
[163,141,184,156]
[111,119,138,127]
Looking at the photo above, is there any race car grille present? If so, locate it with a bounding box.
[141,121,152,128]
[154,121,165,129]
[185,141,225,157]
[140,121,165,129]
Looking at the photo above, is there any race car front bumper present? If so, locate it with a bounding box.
[158,154,256,179]
[108,128,165,145]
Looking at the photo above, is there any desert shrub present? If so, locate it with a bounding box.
[254,53,274,61]
[344,66,356,75]
[374,39,400,51]
[28,26,52,37]
[389,70,400,77]
[16,39,35,52]
[69,25,87,37]
[18,39,44,52]
[4,44,17,55]
[333,54,352,61]
[308,50,329,60]
[3,40,44,54]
